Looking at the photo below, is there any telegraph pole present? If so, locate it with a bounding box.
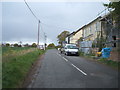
[44,33,47,50]
[37,20,40,48]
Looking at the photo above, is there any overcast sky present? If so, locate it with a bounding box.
[2,1,109,45]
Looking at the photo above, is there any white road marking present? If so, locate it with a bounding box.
[57,53,87,76]
[62,57,68,62]
[71,64,87,76]
[57,53,61,57]
[57,53,68,61]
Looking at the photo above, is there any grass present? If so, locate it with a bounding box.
[2,47,45,88]
[2,47,31,54]
[78,51,84,56]
[98,58,120,70]
[78,51,119,69]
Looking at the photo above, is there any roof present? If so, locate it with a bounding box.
[66,31,76,37]
[100,12,111,21]
[66,16,102,38]
[75,16,102,34]
[75,25,86,34]
[85,16,102,27]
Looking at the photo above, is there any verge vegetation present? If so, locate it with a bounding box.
[2,47,45,88]
[79,51,120,70]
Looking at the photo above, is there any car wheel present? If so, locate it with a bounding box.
[66,52,69,56]
[64,52,66,55]
[76,54,79,56]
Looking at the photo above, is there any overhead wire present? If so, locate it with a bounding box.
[24,0,72,31]
[24,0,114,45]
[23,0,73,44]
[24,0,39,21]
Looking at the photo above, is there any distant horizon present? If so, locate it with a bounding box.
[1,41,50,45]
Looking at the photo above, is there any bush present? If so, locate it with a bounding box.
[47,43,55,48]
[31,43,37,47]
[79,51,84,56]
[55,45,61,49]
[14,43,19,47]
[5,43,10,47]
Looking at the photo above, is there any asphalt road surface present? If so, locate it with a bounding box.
[31,49,118,88]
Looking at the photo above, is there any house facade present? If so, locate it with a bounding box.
[65,29,83,45]
[83,17,102,42]
[71,29,83,45]
[65,32,76,44]
[80,17,102,54]
[65,17,102,54]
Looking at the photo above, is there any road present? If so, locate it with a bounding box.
[30,49,118,88]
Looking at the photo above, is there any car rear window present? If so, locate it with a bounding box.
[67,45,78,49]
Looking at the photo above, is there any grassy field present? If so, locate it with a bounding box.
[2,47,45,88]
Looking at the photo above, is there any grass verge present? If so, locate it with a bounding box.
[98,58,120,70]
[79,51,120,70]
[2,47,45,88]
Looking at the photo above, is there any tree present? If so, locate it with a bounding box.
[55,45,62,49]
[57,31,70,45]
[31,43,37,47]
[104,1,120,26]
[14,43,19,47]
[6,43,10,47]
[47,43,55,48]
[24,43,29,47]
[18,41,22,47]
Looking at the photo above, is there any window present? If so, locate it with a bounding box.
[112,36,116,40]
[67,45,78,49]
[112,36,116,47]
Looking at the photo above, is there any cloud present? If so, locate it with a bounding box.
[2,2,107,45]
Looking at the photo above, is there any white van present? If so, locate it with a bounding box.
[64,44,79,56]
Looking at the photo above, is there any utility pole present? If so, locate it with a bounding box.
[37,20,40,48]
[44,33,47,50]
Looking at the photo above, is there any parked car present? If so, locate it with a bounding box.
[64,44,79,56]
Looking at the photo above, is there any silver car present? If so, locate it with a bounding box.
[64,44,79,56]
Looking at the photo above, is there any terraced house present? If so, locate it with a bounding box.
[83,17,102,42]
[66,17,102,54]
[81,16,102,54]
[65,31,76,44]
[65,12,119,62]
[65,28,83,46]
